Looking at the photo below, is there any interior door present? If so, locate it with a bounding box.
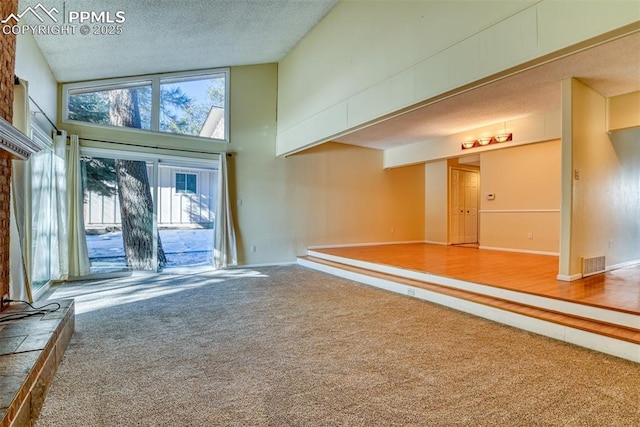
[449,168,479,244]
[464,171,479,243]
[450,169,463,244]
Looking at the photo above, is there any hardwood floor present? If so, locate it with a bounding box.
[312,243,640,315]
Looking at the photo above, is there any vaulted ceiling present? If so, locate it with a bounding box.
[20,1,640,151]
[21,0,339,82]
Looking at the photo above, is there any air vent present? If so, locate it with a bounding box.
[582,256,606,277]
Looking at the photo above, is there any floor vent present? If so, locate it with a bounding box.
[582,256,606,277]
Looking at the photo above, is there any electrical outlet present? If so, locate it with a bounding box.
[407,288,415,297]
[527,232,533,240]
[250,245,257,253]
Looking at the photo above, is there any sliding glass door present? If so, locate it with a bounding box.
[82,155,156,273]
[81,150,217,273]
[157,161,217,268]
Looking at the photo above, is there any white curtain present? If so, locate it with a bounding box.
[53,131,68,278]
[9,79,32,301]
[66,134,90,277]
[9,163,31,302]
[213,154,237,268]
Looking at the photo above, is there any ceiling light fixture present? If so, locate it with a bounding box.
[462,141,476,149]
[461,133,512,150]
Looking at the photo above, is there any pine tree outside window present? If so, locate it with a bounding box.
[63,69,229,142]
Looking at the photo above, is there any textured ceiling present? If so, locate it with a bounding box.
[17,1,640,151]
[20,0,339,82]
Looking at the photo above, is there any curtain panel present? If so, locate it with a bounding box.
[67,134,91,277]
[9,79,32,301]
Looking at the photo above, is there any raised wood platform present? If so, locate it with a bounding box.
[299,243,640,363]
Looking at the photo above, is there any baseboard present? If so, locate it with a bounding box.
[556,259,639,282]
[308,240,426,250]
[479,246,559,256]
[424,240,447,246]
[606,258,640,272]
[229,261,298,269]
[557,273,583,282]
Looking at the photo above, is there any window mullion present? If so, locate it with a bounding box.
[151,77,161,132]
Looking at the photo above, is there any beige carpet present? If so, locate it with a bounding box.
[36,265,639,426]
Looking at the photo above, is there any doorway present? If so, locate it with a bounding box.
[449,168,479,245]
[81,149,218,274]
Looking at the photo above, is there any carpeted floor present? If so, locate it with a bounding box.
[36,265,639,426]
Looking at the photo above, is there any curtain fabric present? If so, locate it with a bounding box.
[213,154,237,268]
[9,165,31,302]
[66,134,91,277]
[53,131,68,278]
[9,79,32,301]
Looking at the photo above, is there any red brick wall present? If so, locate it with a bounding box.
[0,0,18,308]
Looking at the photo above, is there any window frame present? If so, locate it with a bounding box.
[175,171,198,195]
[62,68,230,143]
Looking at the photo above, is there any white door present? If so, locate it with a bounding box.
[449,169,479,244]
[464,171,478,243]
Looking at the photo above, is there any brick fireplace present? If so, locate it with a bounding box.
[0,0,19,310]
[0,0,40,310]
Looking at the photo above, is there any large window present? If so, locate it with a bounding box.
[63,69,229,142]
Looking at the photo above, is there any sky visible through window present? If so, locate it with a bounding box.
[65,70,227,140]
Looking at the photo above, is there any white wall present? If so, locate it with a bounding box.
[230,65,425,264]
[15,33,58,132]
[277,0,640,156]
[560,78,640,279]
[424,160,448,244]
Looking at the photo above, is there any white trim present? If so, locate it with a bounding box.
[228,261,298,269]
[557,273,583,282]
[606,258,640,272]
[62,67,230,143]
[557,259,640,282]
[307,240,426,250]
[479,209,561,213]
[0,116,40,159]
[424,240,448,246]
[299,257,640,363]
[479,245,559,256]
[306,250,639,330]
[80,146,220,165]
